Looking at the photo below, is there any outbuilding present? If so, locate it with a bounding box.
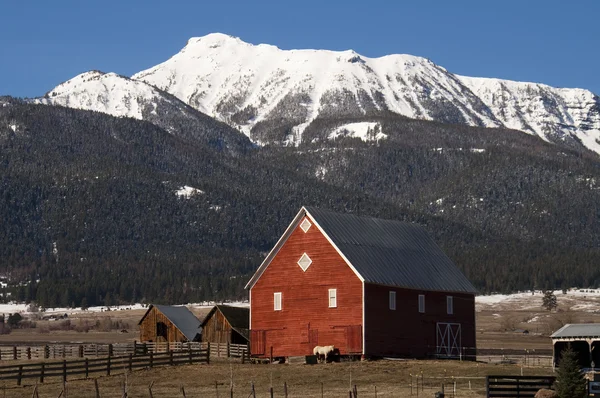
[551,323,600,368]
[138,304,201,343]
[245,206,477,359]
[201,305,249,345]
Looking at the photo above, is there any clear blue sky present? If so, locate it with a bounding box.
[2,0,598,98]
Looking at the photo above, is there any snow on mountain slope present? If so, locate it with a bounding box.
[133,33,503,145]
[459,76,600,154]
[35,70,252,152]
[132,33,600,153]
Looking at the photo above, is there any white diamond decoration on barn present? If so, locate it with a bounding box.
[297,253,312,272]
[300,218,312,233]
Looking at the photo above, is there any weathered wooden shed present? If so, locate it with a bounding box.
[245,206,477,359]
[201,305,249,345]
[138,304,201,343]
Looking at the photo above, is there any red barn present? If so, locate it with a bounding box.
[245,206,477,359]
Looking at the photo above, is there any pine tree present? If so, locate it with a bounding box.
[542,290,558,311]
[554,346,587,398]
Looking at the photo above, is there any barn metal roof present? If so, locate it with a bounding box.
[200,305,250,342]
[551,324,600,339]
[149,304,201,341]
[245,206,476,294]
[305,207,477,294]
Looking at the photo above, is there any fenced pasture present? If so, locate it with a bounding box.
[0,357,553,397]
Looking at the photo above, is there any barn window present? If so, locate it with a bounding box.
[389,291,396,310]
[418,294,425,313]
[297,253,312,272]
[300,218,312,233]
[274,292,282,311]
[447,296,454,315]
[328,288,337,308]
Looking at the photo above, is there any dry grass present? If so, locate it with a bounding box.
[5,294,600,396]
[1,358,552,397]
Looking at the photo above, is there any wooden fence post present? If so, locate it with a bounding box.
[13,346,17,360]
[44,345,49,359]
[227,342,230,358]
[170,350,174,366]
[108,344,113,358]
[206,342,210,365]
[26,347,31,360]
[17,365,23,386]
[107,355,111,376]
[63,359,67,382]
[85,358,89,379]
[133,340,137,356]
[78,345,84,358]
[40,362,45,383]
[129,353,133,372]
[150,351,154,368]
[188,346,193,364]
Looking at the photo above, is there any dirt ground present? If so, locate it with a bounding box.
[1,357,552,397]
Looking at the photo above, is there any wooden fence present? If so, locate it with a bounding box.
[0,341,248,361]
[0,348,209,385]
[486,375,555,398]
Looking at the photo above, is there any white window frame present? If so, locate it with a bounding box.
[389,291,396,310]
[328,288,337,308]
[418,294,425,313]
[447,296,454,315]
[274,292,282,311]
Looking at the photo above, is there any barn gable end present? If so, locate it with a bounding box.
[138,304,201,343]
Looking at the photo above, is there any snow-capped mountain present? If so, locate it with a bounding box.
[39,33,600,154]
[35,70,251,152]
[131,33,600,152]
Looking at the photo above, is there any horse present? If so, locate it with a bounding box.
[313,345,335,363]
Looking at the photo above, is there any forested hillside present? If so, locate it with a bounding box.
[1,100,599,307]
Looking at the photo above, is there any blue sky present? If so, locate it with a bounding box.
[1,0,598,98]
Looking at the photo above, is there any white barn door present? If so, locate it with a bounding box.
[436,323,462,358]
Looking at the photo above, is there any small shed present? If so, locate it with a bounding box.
[200,305,249,345]
[139,304,201,343]
[551,323,600,368]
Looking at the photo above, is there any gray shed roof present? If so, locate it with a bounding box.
[143,304,201,341]
[551,324,600,339]
[246,206,476,294]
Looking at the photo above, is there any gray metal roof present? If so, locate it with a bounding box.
[305,206,477,294]
[152,304,201,341]
[551,323,600,339]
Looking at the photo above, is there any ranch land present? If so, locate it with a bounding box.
[0,289,598,397]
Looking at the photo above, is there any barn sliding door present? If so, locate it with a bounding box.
[436,323,461,358]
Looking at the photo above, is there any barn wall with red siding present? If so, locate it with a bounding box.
[364,283,476,358]
[250,216,363,357]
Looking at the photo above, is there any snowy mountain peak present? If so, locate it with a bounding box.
[41,34,600,154]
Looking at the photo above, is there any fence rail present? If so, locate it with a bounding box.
[0,349,209,385]
[486,375,555,398]
[0,341,248,361]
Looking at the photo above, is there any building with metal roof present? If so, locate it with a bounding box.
[551,323,600,368]
[201,305,249,345]
[139,304,201,343]
[246,206,476,359]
